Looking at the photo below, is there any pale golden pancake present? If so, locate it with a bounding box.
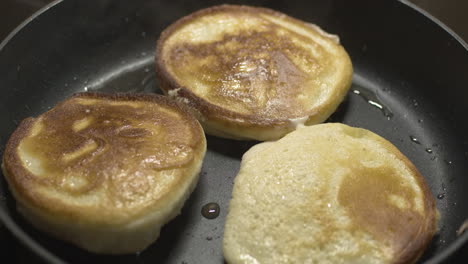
[156,5,353,141]
[223,123,437,264]
[2,93,206,254]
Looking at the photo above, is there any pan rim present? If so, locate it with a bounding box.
[397,1,468,262]
[0,1,66,263]
[399,0,468,50]
[0,0,63,52]
[0,0,466,263]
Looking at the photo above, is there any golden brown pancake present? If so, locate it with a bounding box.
[156,5,353,141]
[223,123,437,264]
[2,92,206,254]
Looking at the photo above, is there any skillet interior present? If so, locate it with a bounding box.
[0,0,467,263]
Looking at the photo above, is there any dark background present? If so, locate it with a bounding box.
[1,0,467,43]
[0,0,467,263]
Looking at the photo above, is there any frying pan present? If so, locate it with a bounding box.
[0,0,467,263]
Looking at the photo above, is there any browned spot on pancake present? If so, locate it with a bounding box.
[168,28,320,118]
[117,127,152,138]
[142,143,193,170]
[338,165,423,252]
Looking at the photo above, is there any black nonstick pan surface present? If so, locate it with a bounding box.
[0,0,467,263]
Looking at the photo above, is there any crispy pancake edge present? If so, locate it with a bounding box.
[362,128,437,264]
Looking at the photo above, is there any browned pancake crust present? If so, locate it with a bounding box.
[2,92,205,226]
[156,5,353,139]
[336,128,437,264]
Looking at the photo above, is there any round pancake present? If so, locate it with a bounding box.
[2,93,206,254]
[156,5,353,141]
[223,123,437,264]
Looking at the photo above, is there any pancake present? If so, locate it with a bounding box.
[223,123,437,264]
[2,92,206,254]
[156,5,353,141]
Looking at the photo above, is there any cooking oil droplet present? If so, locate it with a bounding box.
[418,119,423,123]
[412,99,419,107]
[201,203,220,219]
[84,86,88,91]
[425,148,433,153]
[352,88,393,119]
[445,160,453,165]
[409,136,420,144]
[437,193,445,199]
